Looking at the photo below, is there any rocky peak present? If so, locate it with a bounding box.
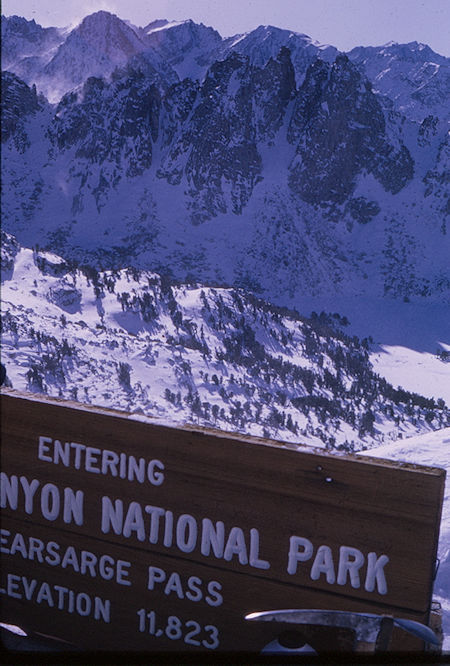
[1,230,20,273]
[158,52,265,221]
[287,58,330,140]
[266,46,297,100]
[1,14,64,69]
[73,11,145,60]
[2,14,42,39]
[143,19,223,81]
[144,17,221,43]
[201,51,248,96]
[1,71,40,147]
[1,15,448,305]
[223,24,337,87]
[34,12,149,102]
[288,54,413,206]
[348,41,450,121]
[143,19,170,33]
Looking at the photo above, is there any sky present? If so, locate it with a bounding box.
[2,0,450,57]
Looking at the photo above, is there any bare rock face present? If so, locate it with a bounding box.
[47,282,82,312]
[1,230,20,272]
[35,251,69,277]
[48,68,162,214]
[287,54,414,207]
[159,52,260,222]
[423,132,450,225]
[159,47,296,223]
[1,71,40,149]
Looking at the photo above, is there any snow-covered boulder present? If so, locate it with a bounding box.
[47,281,81,311]
[35,250,69,277]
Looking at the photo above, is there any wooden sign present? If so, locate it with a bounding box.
[0,389,445,652]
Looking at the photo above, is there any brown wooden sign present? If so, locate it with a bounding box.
[0,389,445,652]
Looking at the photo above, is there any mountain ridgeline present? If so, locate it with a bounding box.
[1,11,449,307]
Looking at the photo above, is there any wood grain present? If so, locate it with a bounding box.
[0,389,445,652]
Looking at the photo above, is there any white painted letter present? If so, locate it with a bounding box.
[22,577,37,600]
[41,484,60,521]
[337,546,365,588]
[0,473,18,510]
[20,476,40,514]
[201,519,225,558]
[365,552,389,595]
[54,585,68,609]
[36,581,54,606]
[147,566,166,590]
[123,502,146,541]
[7,574,22,598]
[0,529,10,553]
[163,510,173,547]
[101,450,119,476]
[148,459,165,486]
[287,536,314,575]
[224,527,248,565]
[70,442,86,469]
[116,560,131,586]
[176,514,198,553]
[249,528,270,569]
[206,581,223,607]
[54,440,70,466]
[63,488,84,525]
[85,447,101,473]
[94,597,111,623]
[310,545,336,584]
[144,505,165,544]
[38,436,53,462]
[101,497,123,535]
[76,592,91,616]
[128,456,145,483]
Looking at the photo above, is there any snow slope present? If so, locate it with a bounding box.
[293,294,450,406]
[4,240,447,453]
[367,430,450,651]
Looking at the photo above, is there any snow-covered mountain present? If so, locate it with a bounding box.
[2,231,448,452]
[1,30,449,306]
[1,14,65,71]
[348,41,450,122]
[39,11,152,102]
[221,24,337,84]
[2,12,178,103]
[141,18,222,81]
[4,12,448,118]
